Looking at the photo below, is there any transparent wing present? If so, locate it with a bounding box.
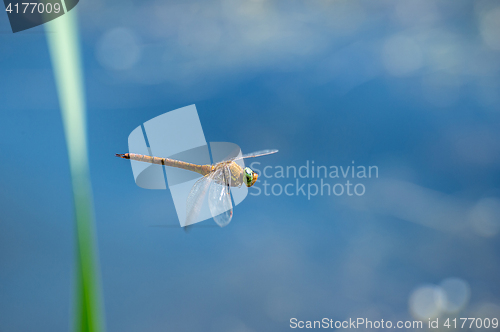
[208,166,233,227]
[185,173,214,227]
[230,149,278,161]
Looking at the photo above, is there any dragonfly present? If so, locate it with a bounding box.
[116,149,278,227]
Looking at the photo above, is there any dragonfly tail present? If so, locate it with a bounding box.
[115,153,130,159]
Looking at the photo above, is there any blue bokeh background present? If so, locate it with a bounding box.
[1,0,500,331]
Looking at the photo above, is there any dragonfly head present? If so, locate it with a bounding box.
[244,167,258,187]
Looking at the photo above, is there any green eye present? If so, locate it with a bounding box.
[244,167,253,186]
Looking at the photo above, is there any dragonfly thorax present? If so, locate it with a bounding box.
[213,162,258,187]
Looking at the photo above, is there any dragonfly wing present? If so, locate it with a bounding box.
[208,166,233,227]
[230,149,279,161]
[185,174,214,226]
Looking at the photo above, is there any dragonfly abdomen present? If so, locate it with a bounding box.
[116,153,212,176]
